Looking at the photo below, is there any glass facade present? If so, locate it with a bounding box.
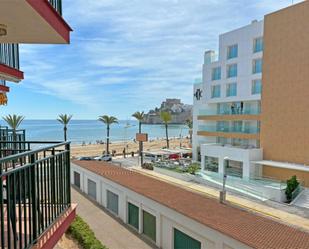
[211,67,221,80]
[226,83,237,97]
[254,37,264,53]
[205,156,219,173]
[252,79,262,94]
[227,64,237,78]
[211,85,221,98]
[253,59,263,74]
[227,44,238,59]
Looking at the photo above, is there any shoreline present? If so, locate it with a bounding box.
[71,137,191,158]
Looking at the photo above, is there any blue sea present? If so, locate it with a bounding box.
[0,120,189,145]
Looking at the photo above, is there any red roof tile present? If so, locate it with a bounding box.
[73,160,309,249]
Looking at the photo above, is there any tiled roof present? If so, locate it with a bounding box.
[73,160,309,249]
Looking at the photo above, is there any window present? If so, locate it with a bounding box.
[227,64,237,78]
[143,210,156,242]
[211,67,221,80]
[253,59,262,74]
[128,202,139,230]
[227,44,238,59]
[226,83,237,97]
[253,37,264,53]
[252,79,262,94]
[107,190,119,215]
[217,121,229,132]
[211,85,221,98]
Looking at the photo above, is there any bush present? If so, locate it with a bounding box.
[142,162,154,170]
[67,215,108,249]
[186,163,200,175]
[285,175,299,202]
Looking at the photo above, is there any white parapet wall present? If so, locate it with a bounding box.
[71,163,252,249]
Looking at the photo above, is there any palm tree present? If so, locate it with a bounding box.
[98,115,118,154]
[186,119,193,146]
[160,111,172,148]
[3,114,25,150]
[57,114,73,141]
[132,111,145,164]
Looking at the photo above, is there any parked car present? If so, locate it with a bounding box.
[77,156,93,161]
[94,154,112,162]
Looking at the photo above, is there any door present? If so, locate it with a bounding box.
[143,210,156,242]
[107,190,119,215]
[128,202,139,230]
[87,179,96,200]
[74,171,80,188]
[174,228,201,249]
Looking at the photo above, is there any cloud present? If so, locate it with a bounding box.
[17,0,302,118]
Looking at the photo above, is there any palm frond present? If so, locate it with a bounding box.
[57,114,73,125]
[160,111,172,124]
[132,111,145,121]
[98,115,118,125]
[3,114,25,130]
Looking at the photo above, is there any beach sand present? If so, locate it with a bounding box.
[71,137,191,158]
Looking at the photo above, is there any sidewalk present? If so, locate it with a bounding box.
[132,167,309,231]
[71,188,155,249]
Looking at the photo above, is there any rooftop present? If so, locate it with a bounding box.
[73,160,309,249]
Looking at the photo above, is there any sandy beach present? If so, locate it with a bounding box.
[71,137,191,158]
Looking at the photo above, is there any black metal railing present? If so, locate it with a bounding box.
[0,141,71,249]
[0,127,26,158]
[0,44,20,70]
[48,0,62,16]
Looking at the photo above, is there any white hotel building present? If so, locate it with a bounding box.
[192,20,264,179]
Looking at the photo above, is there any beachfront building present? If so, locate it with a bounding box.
[193,1,309,188]
[0,1,75,248]
[72,160,309,249]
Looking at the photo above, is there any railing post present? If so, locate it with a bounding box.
[30,153,38,242]
[65,143,71,205]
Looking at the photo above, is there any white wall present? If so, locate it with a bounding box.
[71,163,252,249]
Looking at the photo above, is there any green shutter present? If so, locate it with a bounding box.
[128,203,139,230]
[174,228,201,249]
[107,190,119,215]
[74,172,80,188]
[143,210,156,242]
[87,179,96,200]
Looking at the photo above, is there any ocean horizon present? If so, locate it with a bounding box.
[0,120,189,145]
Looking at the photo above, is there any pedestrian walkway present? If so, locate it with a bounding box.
[71,188,155,249]
[132,167,309,231]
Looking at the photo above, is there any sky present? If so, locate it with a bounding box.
[2,0,303,119]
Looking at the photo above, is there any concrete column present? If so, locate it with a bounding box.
[156,213,161,248]
[243,161,251,179]
[218,157,225,175]
[138,204,143,234]
[201,155,206,171]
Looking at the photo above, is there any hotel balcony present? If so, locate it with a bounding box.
[0,0,72,44]
[198,106,260,121]
[197,124,260,140]
[0,139,76,249]
[0,44,24,83]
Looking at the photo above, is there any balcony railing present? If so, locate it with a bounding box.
[0,141,71,249]
[0,44,20,70]
[48,0,62,16]
[198,125,260,134]
[199,106,260,116]
[0,127,26,158]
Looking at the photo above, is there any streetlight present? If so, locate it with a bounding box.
[220,157,228,203]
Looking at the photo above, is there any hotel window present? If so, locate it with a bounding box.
[211,67,221,81]
[227,64,237,78]
[226,83,237,97]
[253,59,262,74]
[227,44,238,59]
[211,85,221,98]
[252,79,262,94]
[253,37,264,53]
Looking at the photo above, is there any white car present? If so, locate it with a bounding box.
[94,154,112,162]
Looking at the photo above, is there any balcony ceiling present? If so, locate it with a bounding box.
[0,0,72,44]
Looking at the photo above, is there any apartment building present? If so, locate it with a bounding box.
[193,1,309,186]
[0,1,75,248]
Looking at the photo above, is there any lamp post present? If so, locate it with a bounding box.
[220,157,228,203]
